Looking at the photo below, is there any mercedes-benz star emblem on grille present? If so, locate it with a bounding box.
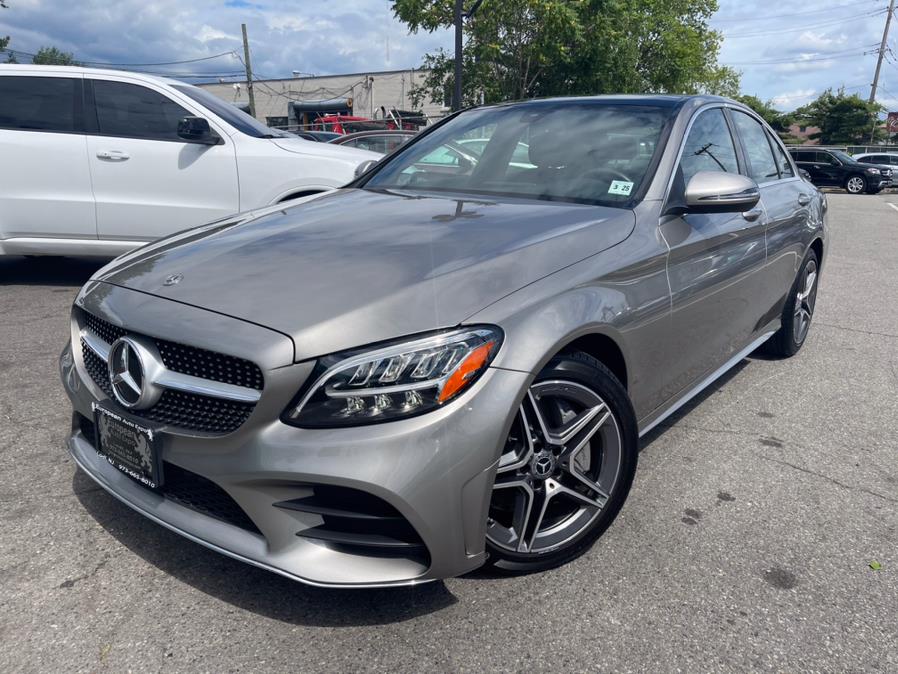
[163,274,183,286]
[108,336,164,410]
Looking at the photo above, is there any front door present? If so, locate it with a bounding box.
[85,77,239,243]
[658,106,768,402]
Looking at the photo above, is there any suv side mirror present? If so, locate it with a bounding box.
[177,116,221,145]
[354,159,380,178]
[683,171,760,213]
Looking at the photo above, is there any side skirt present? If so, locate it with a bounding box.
[638,330,776,438]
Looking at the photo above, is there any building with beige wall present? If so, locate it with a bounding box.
[197,69,445,129]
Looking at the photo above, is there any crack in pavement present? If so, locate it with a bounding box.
[815,322,898,340]
[757,455,898,505]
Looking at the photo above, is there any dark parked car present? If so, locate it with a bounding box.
[788,148,891,194]
[330,129,416,154]
[293,130,342,142]
[61,95,826,588]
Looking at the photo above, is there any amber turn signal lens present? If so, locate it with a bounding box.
[438,341,495,403]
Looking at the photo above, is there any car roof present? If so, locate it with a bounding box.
[854,152,898,157]
[482,94,731,110]
[0,63,184,87]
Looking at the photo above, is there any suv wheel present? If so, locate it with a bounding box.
[845,175,866,194]
[485,352,638,573]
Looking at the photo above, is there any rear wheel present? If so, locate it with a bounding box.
[763,249,819,357]
[845,175,866,194]
[485,353,638,573]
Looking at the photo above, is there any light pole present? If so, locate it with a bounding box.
[452,0,485,112]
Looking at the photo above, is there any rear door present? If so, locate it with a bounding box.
[659,106,769,400]
[0,73,96,241]
[729,110,814,322]
[85,76,239,243]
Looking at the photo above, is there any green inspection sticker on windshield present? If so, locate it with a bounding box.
[608,180,634,196]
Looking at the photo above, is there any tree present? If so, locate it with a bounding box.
[393,0,738,108]
[734,94,792,132]
[32,46,79,66]
[794,88,884,145]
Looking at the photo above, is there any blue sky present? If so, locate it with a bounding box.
[1,0,895,112]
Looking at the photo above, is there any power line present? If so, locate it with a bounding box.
[724,48,877,66]
[723,9,885,38]
[713,1,884,23]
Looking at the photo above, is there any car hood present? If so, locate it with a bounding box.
[270,136,379,163]
[97,189,635,361]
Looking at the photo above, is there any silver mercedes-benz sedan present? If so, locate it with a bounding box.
[60,95,826,588]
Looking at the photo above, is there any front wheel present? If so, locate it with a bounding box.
[485,352,638,573]
[845,175,866,194]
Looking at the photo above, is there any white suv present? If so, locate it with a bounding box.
[0,65,379,257]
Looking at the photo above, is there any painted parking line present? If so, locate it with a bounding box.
[888,202,898,213]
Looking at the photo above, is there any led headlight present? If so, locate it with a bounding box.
[866,167,881,174]
[284,326,503,427]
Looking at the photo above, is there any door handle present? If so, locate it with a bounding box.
[797,193,811,206]
[96,150,130,161]
[742,208,764,222]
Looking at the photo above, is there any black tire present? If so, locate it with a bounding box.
[485,351,638,573]
[763,248,820,358]
[844,175,866,194]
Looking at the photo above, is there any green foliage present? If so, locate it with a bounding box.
[0,35,15,63]
[734,94,792,131]
[794,88,884,145]
[393,0,739,108]
[32,46,80,66]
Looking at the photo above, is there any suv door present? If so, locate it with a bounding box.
[658,106,769,401]
[0,73,96,244]
[730,110,815,322]
[85,76,239,243]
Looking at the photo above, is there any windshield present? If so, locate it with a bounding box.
[831,150,855,164]
[172,84,292,138]
[363,102,672,206]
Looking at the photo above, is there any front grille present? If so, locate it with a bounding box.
[73,412,261,536]
[138,389,255,434]
[77,308,263,435]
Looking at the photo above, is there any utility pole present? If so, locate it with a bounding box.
[870,0,896,104]
[453,0,463,111]
[241,23,256,119]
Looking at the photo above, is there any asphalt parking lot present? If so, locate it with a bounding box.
[1,192,896,672]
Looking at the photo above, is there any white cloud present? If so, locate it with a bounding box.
[771,89,817,109]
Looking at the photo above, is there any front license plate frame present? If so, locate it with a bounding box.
[92,403,163,490]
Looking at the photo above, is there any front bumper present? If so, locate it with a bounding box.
[60,282,529,587]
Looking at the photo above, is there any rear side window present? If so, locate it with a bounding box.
[93,80,191,141]
[731,111,779,182]
[0,76,80,133]
[791,151,813,163]
[678,108,739,184]
[766,131,794,178]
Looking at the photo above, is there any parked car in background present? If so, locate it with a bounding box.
[788,148,891,194]
[329,129,416,154]
[61,95,825,587]
[853,152,898,168]
[0,65,378,258]
[293,130,342,142]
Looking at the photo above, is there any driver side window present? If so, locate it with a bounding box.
[678,108,739,185]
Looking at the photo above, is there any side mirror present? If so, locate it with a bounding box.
[177,116,221,145]
[798,168,812,182]
[354,159,380,178]
[684,171,760,213]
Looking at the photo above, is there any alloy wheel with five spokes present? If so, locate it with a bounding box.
[485,354,637,571]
